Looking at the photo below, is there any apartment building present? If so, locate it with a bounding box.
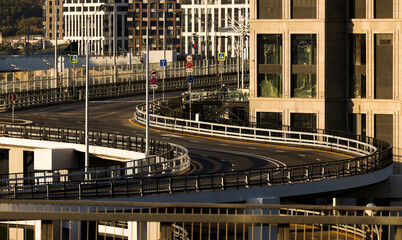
[249,0,401,173]
[63,0,129,55]
[127,0,183,56]
[182,0,249,58]
[42,0,64,41]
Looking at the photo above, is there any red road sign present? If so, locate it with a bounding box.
[186,55,193,62]
[150,69,158,77]
[186,62,193,69]
[8,94,18,101]
[150,77,158,85]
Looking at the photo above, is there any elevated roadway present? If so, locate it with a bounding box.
[0,92,355,174]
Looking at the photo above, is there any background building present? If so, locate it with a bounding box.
[182,0,249,59]
[249,0,402,173]
[127,0,183,56]
[63,0,128,55]
[42,0,64,41]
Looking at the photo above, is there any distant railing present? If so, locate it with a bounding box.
[0,59,248,111]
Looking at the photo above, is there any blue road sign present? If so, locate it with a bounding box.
[160,59,167,67]
[70,55,78,63]
[187,75,194,83]
[217,52,225,61]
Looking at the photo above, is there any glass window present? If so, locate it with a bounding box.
[349,113,366,136]
[374,0,392,19]
[351,34,366,98]
[291,34,316,98]
[291,113,317,131]
[258,74,282,97]
[257,112,282,130]
[257,0,282,19]
[257,34,282,98]
[350,0,366,18]
[375,114,393,145]
[291,0,316,19]
[375,34,393,99]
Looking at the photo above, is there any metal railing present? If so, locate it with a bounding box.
[0,59,249,111]
[0,200,401,240]
[0,124,190,199]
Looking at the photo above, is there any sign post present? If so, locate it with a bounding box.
[8,94,18,122]
[150,70,158,114]
[187,75,194,120]
[186,56,194,120]
[160,60,167,101]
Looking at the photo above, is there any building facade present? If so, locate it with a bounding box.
[127,0,183,56]
[63,0,129,55]
[42,0,64,41]
[249,0,402,173]
[182,0,249,59]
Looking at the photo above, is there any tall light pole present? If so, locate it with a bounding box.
[145,1,151,155]
[204,0,208,60]
[163,10,166,101]
[54,1,58,90]
[84,4,106,178]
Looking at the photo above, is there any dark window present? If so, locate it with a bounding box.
[0,150,9,176]
[257,0,282,19]
[291,0,316,19]
[350,0,366,18]
[374,0,393,18]
[291,113,316,131]
[375,34,393,99]
[349,113,366,136]
[351,34,366,98]
[375,114,393,145]
[291,34,316,98]
[257,112,282,130]
[257,34,282,97]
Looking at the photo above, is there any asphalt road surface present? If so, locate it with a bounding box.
[0,92,351,174]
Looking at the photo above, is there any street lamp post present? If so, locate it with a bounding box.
[83,4,106,178]
[145,1,151,155]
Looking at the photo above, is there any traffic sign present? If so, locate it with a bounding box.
[186,62,193,69]
[150,77,158,85]
[186,69,193,73]
[150,85,158,90]
[218,52,225,61]
[186,55,193,62]
[70,55,78,63]
[150,69,158,77]
[8,94,18,101]
[187,75,194,84]
[160,59,167,67]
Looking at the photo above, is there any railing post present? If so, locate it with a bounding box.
[46,184,50,200]
[195,175,199,192]
[169,177,172,194]
[321,166,326,179]
[79,182,82,200]
[14,184,17,199]
[221,173,225,190]
[267,171,271,186]
[140,179,143,196]
[110,180,114,198]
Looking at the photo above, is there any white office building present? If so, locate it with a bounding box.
[63,0,128,55]
[181,0,249,59]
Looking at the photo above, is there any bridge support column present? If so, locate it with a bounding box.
[246,197,279,240]
[9,148,24,176]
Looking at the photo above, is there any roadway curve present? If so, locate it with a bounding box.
[0,92,350,174]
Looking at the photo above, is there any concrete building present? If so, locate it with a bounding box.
[182,0,249,59]
[63,0,129,55]
[42,0,64,41]
[127,0,183,56]
[248,0,402,173]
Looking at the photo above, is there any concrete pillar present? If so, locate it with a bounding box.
[246,197,280,240]
[9,227,24,240]
[147,222,161,240]
[9,148,24,175]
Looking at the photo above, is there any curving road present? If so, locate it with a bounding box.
[0,92,350,174]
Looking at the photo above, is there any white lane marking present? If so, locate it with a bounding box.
[248,147,257,150]
[48,118,58,121]
[190,140,199,143]
[299,154,306,157]
[220,159,226,162]
[220,144,229,146]
[186,146,286,168]
[201,155,209,158]
[316,158,321,161]
[162,137,170,140]
[161,134,184,138]
[92,112,118,119]
[276,150,285,153]
[231,164,235,167]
